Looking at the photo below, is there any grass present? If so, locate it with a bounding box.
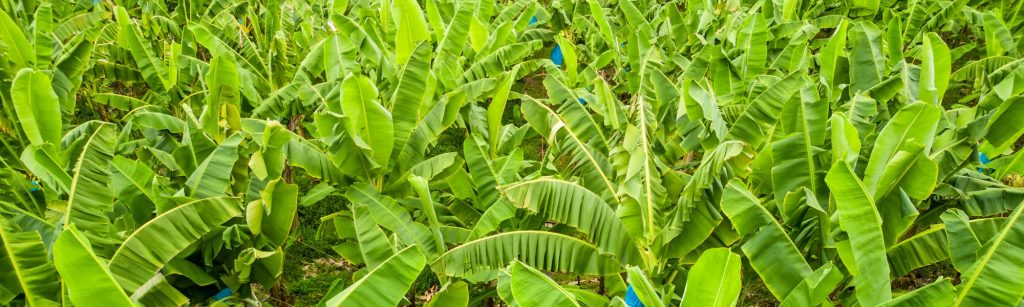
[739,273,777,306]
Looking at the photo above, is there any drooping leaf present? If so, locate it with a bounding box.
[115,7,173,92]
[500,178,642,265]
[257,179,298,246]
[509,261,580,307]
[879,278,955,306]
[109,197,241,293]
[391,43,434,158]
[351,205,393,270]
[320,246,426,307]
[726,73,807,149]
[64,124,117,250]
[849,22,884,94]
[721,181,813,300]
[863,102,942,197]
[185,134,242,198]
[825,162,891,306]
[980,96,1024,155]
[0,222,61,306]
[0,11,33,69]
[953,200,1024,306]
[53,225,134,307]
[432,231,623,279]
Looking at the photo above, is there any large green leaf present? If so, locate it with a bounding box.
[509,261,580,307]
[825,162,891,306]
[625,266,664,307]
[587,0,617,51]
[185,134,242,198]
[520,97,617,204]
[109,197,241,293]
[0,11,33,69]
[779,263,845,307]
[679,248,742,307]
[953,200,1024,306]
[187,22,266,88]
[887,218,1006,276]
[345,183,437,257]
[64,124,116,249]
[285,134,345,183]
[982,12,1015,57]
[425,281,469,307]
[392,0,429,66]
[114,7,173,92]
[391,43,434,159]
[335,74,394,170]
[487,69,517,155]
[663,142,746,257]
[253,179,297,246]
[819,20,848,99]
[500,178,642,266]
[919,33,951,105]
[110,156,163,219]
[53,225,133,307]
[199,53,240,138]
[849,22,884,93]
[52,31,96,113]
[620,94,666,246]
[432,231,623,278]
[320,245,426,307]
[0,222,60,306]
[980,96,1024,155]
[726,73,807,149]
[879,278,955,307]
[720,181,813,300]
[398,91,467,165]
[350,205,393,270]
[20,143,71,192]
[11,68,62,147]
[737,14,767,80]
[941,209,981,272]
[849,0,879,16]
[435,0,476,57]
[410,175,447,254]
[863,102,942,198]
[463,134,502,210]
[771,94,827,202]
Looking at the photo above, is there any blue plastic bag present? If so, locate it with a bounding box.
[213,288,232,301]
[529,16,538,25]
[624,284,645,307]
[979,152,990,173]
[550,44,564,67]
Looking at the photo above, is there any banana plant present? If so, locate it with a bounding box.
[2,0,1024,306]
